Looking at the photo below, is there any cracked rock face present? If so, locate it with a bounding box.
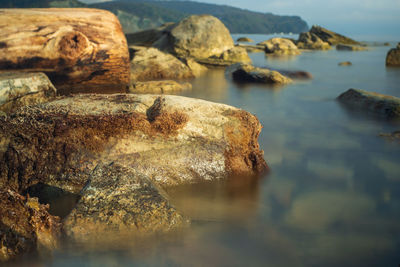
[0,72,56,113]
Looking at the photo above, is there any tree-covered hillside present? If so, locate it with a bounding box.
[0,0,85,7]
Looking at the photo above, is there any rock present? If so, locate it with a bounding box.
[228,63,292,85]
[0,94,267,193]
[337,88,400,118]
[219,47,252,63]
[258,38,300,55]
[129,80,192,94]
[338,61,352,66]
[181,58,208,77]
[236,44,265,53]
[0,8,130,95]
[0,189,61,262]
[296,32,331,50]
[384,42,390,46]
[379,131,400,142]
[336,44,367,51]
[0,72,56,113]
[237,37,254,43]
[309,25,360,45]
[63,163,187,243]
[126,23,176,47]
[129,46,194,82]
[386,43,400,66]
[278,70,313,80]
[153,15,235,59]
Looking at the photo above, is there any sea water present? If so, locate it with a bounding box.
[15,34,400,267]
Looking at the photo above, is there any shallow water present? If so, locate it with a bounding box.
[15,35,400,266]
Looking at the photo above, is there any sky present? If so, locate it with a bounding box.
[81,0,400,39]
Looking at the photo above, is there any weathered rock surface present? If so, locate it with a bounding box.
[181,58,208,77]
[129,46,194,82]
[278,70,313,80]
[237,37,254,43]
[336,44,367,51]
[236,43,265,53]
[338,61,352,66]
[153,15,235,59]
[228,63,292,85]
[386,43,400,66]
[125,23,175,47]
[337,88,400,118]
[0,72,56,113]
[63,163,187,243]
[219,47,252,63]
[129,80,192,94]
[0,94,267,193]
[0,189,61,262]
[0,8,130,95]
[296,32,331,50]
[379,131,400,142]
[258,38,300,55]
[309,25,360,45]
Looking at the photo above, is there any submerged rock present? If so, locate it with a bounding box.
[309,25,360,45]
[386,43,400,66]
[336,44,367,51]
[258,38,300,55]
[129,46,194,82]
[0,94,267,193]
[337,88,400,118]
[296,32,331,50]
[0,72,56,113]
[338,61,352,66]
[0,189,61,262]
[63,163,187,243]
[237,37,254,43]
[129,80,192,94]
[228,63,292,85]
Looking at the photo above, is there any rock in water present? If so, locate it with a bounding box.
[337,88,400,118]
[258,38,300,55]
[296,32,331,50]
[129,46,194,82]
[338,61,352,66]
[228,63,292,85]
[0,94,267,193]
[336,44,367,51]
[0,8,130,95]
[0,72,56,113]
[386,43,400,66]
[0,189,61,262]
[237,37,254,43]
[153,15,234,59]
[63,163,187,243]
[309,25,360,45]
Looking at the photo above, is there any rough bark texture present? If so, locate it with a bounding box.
[0,8,130,94]
[0,94,267,193]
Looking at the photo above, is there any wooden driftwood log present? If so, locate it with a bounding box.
[0,8,130,94]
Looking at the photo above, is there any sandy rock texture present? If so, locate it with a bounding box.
[0,72,56,113]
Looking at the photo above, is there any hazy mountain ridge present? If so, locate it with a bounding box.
[0,0,308,34]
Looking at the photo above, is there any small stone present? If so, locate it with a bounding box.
[338,61,352,66]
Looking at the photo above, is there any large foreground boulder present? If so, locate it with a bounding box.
[0,189,61,262]
[296,32,331,50]
[0,94,267,193]
[0,72,56,113]
[0,8,130,94]
[129,46,194,82]
[386,43,400,66]
[258,38,300,55]
[308,25,360,45]
[228,63,292,85]
[337,88,400,118]
[63,163,187,243]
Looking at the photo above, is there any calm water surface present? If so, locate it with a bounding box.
[17,34,400,267]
